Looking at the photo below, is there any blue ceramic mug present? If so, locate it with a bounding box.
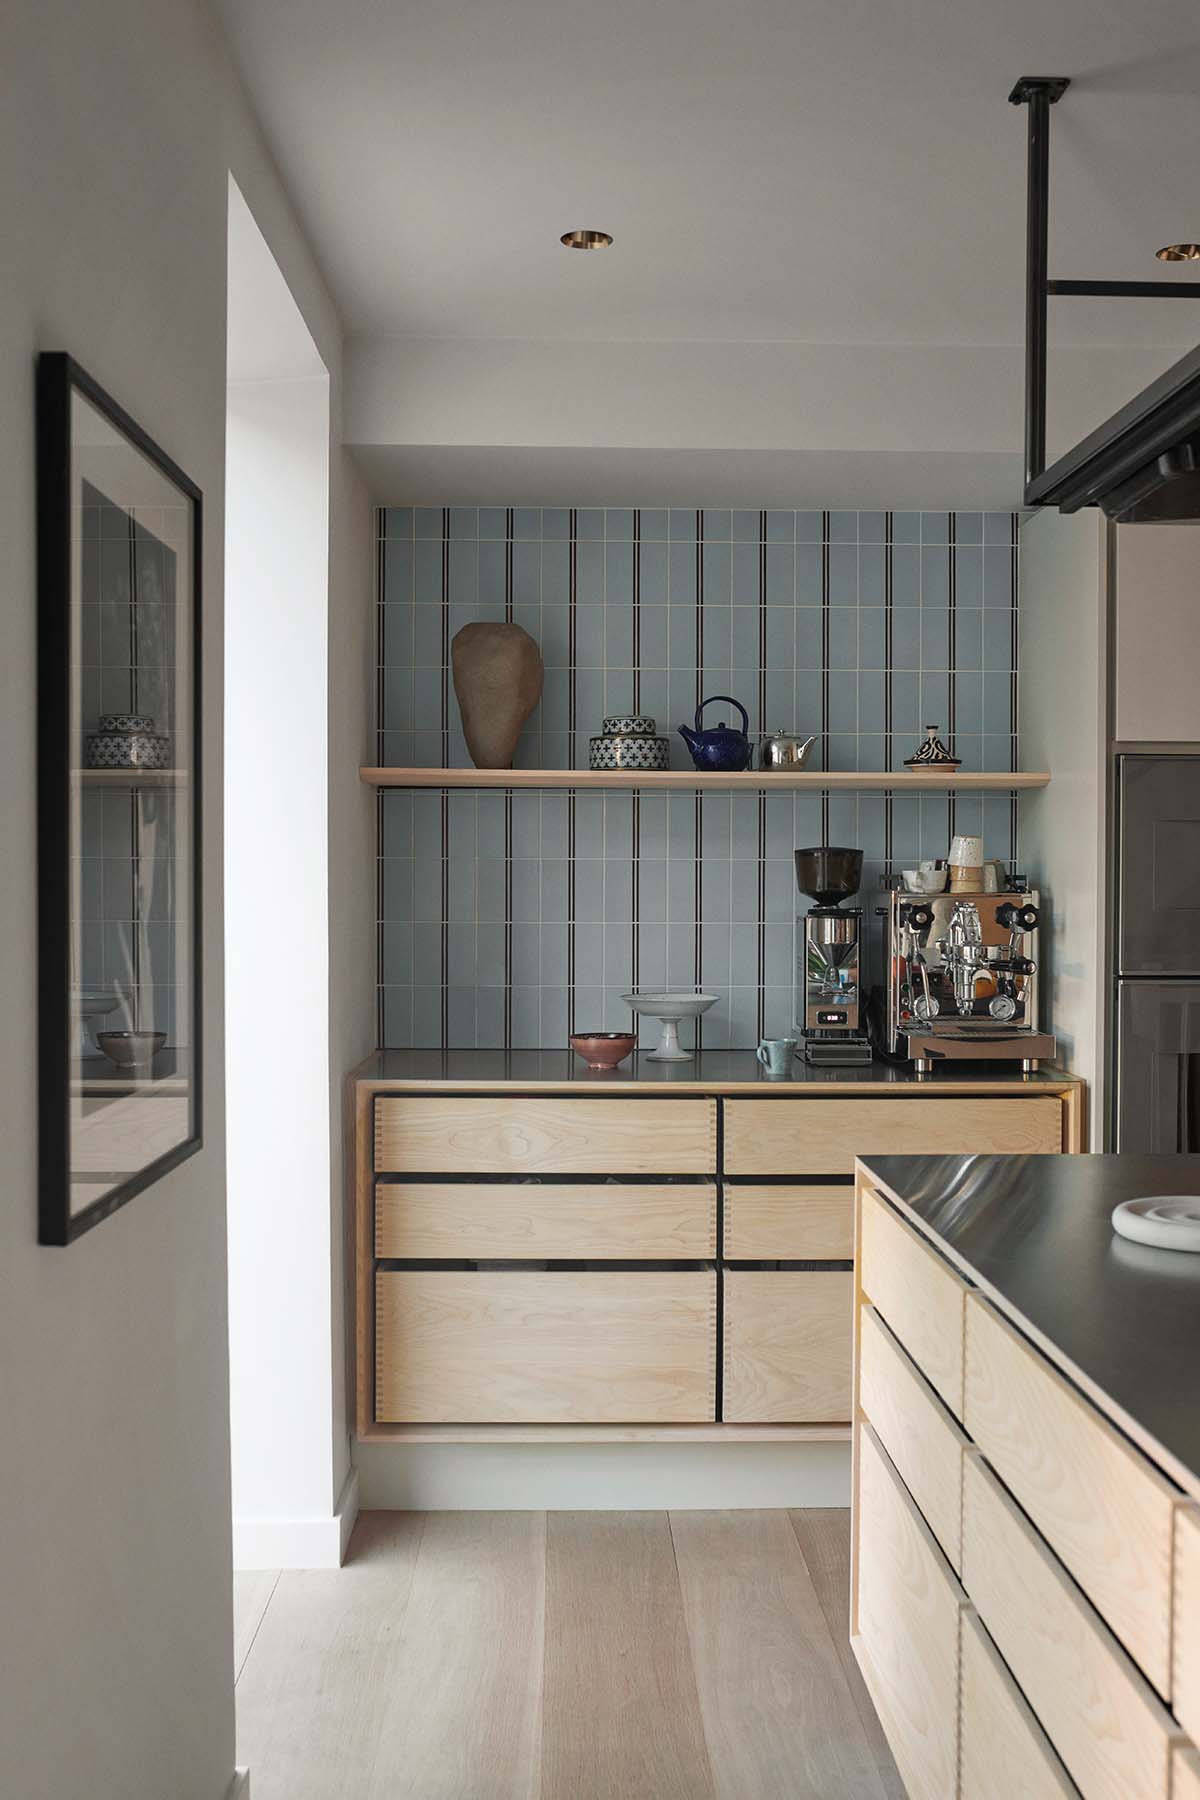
[757,1036,798,1075]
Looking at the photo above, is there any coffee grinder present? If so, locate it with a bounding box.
[795,846,872,1065]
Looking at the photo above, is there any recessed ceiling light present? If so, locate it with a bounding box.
[1156,242,1200,262]
[561,229,613,250]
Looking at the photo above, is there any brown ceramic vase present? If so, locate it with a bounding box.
[451,621,544,769]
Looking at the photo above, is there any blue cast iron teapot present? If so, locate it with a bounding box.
[679,695,752,772]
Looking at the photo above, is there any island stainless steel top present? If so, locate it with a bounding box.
[860,1152,1200,1496]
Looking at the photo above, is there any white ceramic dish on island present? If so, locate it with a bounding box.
[1111,1196,1200,1253]
[622,991,718,1061]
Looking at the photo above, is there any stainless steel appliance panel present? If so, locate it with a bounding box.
[1119,755,1200,975]
[1116,980,1200,1152]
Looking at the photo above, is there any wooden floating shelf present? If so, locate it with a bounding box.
[361,766,1049,793]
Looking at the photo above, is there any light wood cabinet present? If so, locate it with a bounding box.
[375,1095,718,1175]
[725,1095,1065,1174]
[722,1271,851,1423]
[960,1613,1076,1800]
[965,1292,1178,1696]
[853,1423,968,1800]
[723,1182,852,1259]
[859,1304,967,1573]
[1174,1747,1200,1800]
[376,1269,717,1424]
[1175,1506,1200,1743]
[961,1452,1181,1800]
[375,1181,717,1261]
[859,1188,967,1417]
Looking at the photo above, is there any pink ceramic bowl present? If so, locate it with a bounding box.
[569,1031,637,1071]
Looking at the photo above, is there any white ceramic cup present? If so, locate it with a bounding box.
[949,834,983,868]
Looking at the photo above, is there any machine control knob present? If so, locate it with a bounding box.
[997,902,1039,933]
[903,904,934,931]
[988,994,1018,1022]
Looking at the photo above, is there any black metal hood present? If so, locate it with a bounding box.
[1011,78,1200,524]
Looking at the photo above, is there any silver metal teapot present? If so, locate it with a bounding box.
[759,727,817,770]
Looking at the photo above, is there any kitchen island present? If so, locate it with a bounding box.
[851,1151,1200,1800]
[351,1052,1083,1444]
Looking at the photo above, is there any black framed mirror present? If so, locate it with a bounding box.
[37,353,202,1244]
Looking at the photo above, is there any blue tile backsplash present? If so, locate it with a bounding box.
[377,506,1020,1049]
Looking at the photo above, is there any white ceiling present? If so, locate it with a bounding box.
[226,177,327,382]
[215,0,1200,350]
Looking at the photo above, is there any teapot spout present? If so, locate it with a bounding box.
[678,725,700,752]
[799,734,818,755]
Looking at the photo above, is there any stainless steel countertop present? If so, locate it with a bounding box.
[351,1048,1079,1093]
[860,1153,1200,1497]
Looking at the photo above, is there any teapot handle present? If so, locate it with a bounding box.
[695,694,749,735]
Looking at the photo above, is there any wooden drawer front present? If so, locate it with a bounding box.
[853,1423,967,1800]
[965,1293,1177,1696]
[1175,1507,1200,1744]
[724,1095,1063,1174]
[1174,1747,1200,1800]
[960,1614,1076,1800]
[375,1181,717,1261]
[859,1189,967,1417]
[375,1269,716,1424]
[374,1096,717,1176]
[961,1453,1181,1800]
[723,1183,852,1259]
[723,1271,851,1423]
[859,1304,967,1573]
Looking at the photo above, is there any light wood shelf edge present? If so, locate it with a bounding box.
[354,1421,852,1444]
[360,766,1050,792]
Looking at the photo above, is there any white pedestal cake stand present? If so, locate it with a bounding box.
[623,992,719,1061]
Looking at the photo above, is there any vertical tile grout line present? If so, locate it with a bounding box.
[504,507,514,1049]
[694,509,704,1049]
[820,510,831,844]
[756,508,768,1042]
[375,510,385,1047]
[883,510,894,878]
[1010,510,1020,866]
[947,511,957,843]
[440,506,450,1053]
[631,508,641,999]
[567,508,577,1040]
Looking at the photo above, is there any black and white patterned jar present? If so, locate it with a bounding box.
[589,715,671,771]
[86,714,171,770]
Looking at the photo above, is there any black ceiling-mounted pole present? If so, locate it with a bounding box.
[1009,77,1070,489]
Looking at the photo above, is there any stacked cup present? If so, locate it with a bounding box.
[948,834,984,893]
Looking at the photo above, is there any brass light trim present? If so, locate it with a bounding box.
[1156,243,1200,262]
[560,229,613,250]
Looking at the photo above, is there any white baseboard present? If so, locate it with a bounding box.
[233,1466,361,1570]
[354,1442,850,1511]
[225,1769,250,1800]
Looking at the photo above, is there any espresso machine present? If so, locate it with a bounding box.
[880,883,1056,1071]
[795,846,873,1065]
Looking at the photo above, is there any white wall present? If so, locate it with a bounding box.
[345,336,1181,507]
[1018,509,1109,1138]
[0,5,371,1795]
[226,374,345,1564]
[1114,523,1200,743]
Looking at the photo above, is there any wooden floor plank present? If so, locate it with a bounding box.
[541,1511,717,1800]
[367,1511,545,1800]
[234,1512,426,1799]
[789,1507,906,1800]
[232,1568,279,1683]
[672,1509,890,1800]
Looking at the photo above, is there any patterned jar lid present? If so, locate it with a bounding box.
[601,714,657,736]
[98,713,157,734]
